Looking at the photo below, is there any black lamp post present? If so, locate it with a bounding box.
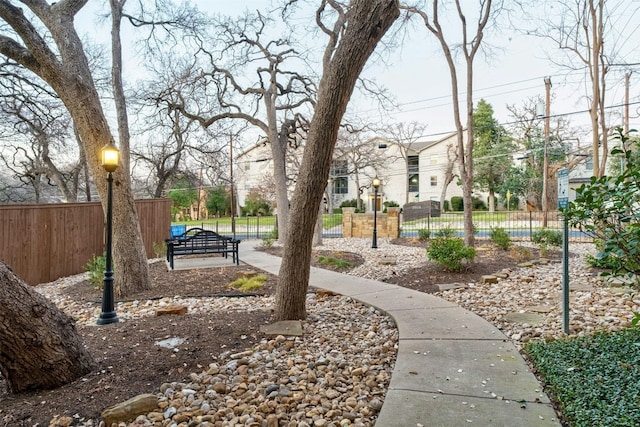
[372,176,381,249]
[97,142,120,325]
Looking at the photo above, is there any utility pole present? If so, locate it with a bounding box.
[542,76,552,227]
[624,72,631,135]
[229,134,236,237]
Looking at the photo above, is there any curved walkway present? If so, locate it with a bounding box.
[239,243,560,426]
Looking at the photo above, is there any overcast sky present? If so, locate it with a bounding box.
[78,0,640,144]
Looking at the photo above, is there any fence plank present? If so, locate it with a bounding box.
[0,199,171,286]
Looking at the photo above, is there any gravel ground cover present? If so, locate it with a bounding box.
[1,237,638,427]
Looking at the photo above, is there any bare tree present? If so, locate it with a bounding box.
[0,64,88,202]
[402,0,503,246]
[110,0,209,175]
[157,10,316,242]
[333,126,386,211]
[527,0,633,177]
[507,96,581,208]
[275,0,400,321]
[382,121,427,204]
[0,1,151,297]
[109,0,132,173]
[130,103,200,198]
[439,142,459,206]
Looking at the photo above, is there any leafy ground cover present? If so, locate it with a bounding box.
[526,327,640,426]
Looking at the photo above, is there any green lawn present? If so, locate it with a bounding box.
[402,211,510,227]
[177,216,276,227]
[174,214,342,230]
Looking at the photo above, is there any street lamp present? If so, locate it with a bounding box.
[97,142,120,325]
[372,176,381,249]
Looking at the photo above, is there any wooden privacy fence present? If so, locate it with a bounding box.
[0,199,171,286]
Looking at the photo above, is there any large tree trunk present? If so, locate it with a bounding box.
[312,202,324,247]
[110,0,132,174]
[58,80,151,299]
[488,189,495,213]
[440,144,457,208]
[271,120,291,243]
[0,2,152,298]
[0,263,95,393]
[274,0,399,321]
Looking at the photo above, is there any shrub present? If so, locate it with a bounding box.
[564,129,640,279]
[417,228,430,241]
[585,252,625,271]
[84,253,106,290]
[229,274,267,292]
[339,199,363,213]
[241,189,273,216]
[502,194,519,210]
[317,256,354,269]
[443,200,450,212]
[450,196,463,211]
[339,199,358,208]
[531,228,562,256]
[426,237,476,271]
[585,239,626,271]
[434,226,455,238]
[489,227,511,250]
[152,241,166,258]
[382,200,400,213]
[332,208,343,214]
[472,196,487,210]
[262,228,278,248]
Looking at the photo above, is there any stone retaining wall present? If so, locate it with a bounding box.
[341,207,400,238]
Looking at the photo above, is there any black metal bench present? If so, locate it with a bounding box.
[165,227,240,269]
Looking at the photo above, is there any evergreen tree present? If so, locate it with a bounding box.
[472,99,514,212]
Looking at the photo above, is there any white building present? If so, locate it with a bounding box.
[234,132,485,213]
[234,131,604,215]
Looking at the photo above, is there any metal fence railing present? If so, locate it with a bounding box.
[178,214,345,240]
[173,210,594,243]
[399,210,594,242]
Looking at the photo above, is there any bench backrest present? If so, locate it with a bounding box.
[177,229,230,244]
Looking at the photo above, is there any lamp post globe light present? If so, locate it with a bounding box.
[371,176,381,249]
[97,142,120,325]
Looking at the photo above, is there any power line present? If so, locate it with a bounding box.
[356,68,616,117]
[410,100,640,141]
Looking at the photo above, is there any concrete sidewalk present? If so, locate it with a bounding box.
[178,243,561,426]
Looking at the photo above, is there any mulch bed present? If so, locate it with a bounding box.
[0,239,548,426]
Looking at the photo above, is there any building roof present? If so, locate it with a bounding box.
[399,131,459,154]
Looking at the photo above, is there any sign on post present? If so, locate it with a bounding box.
[558,168,569,209]
[558,167,570,334]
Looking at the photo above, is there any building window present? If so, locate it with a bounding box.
[585,156,593,170]
[333,177,348,194]
[244,163,250,171]
[430,176,438,187]
[408,174,419,192]
[331,159,348,176]
[408,155,419,173]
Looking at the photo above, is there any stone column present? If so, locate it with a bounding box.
[387,207,400,238]
[342,207,355,238]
